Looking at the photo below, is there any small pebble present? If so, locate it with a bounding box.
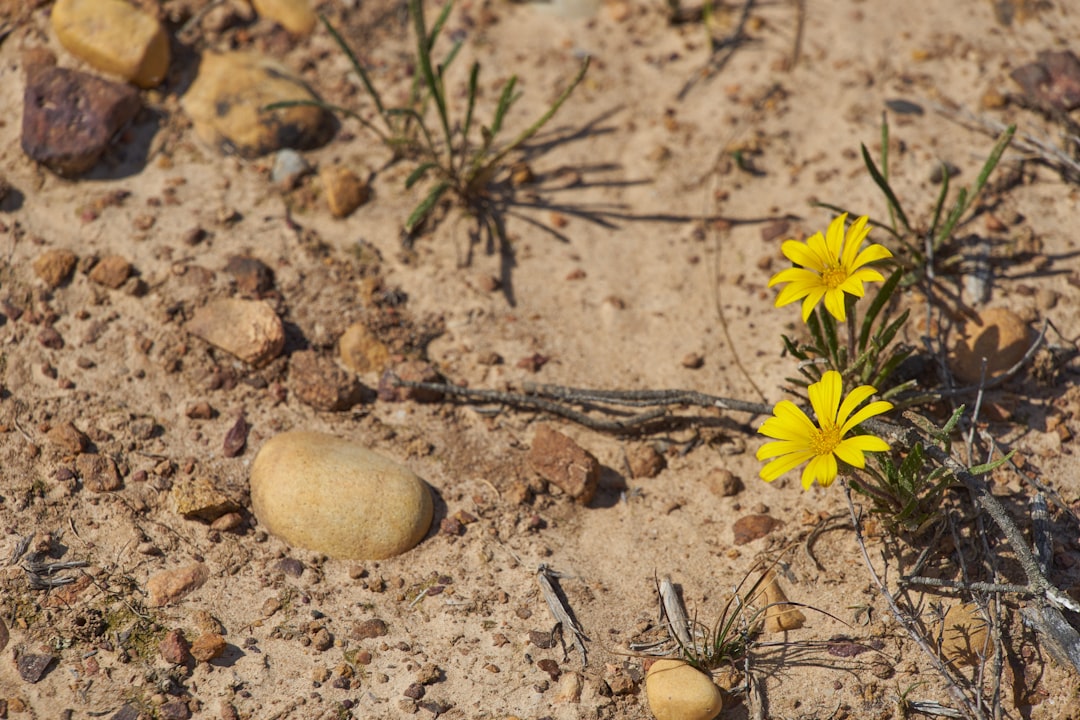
[528,425,599,504]
[704,468,742,497]
[191,632,226,662]
[146,562,209,607]
[732,514,782,545]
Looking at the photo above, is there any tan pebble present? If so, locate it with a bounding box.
[250,431,433,560]
[939,603,988,666]
[645,659,723,720]
[210,512,244,532]
[553,671,583,703]
[629,444,666,479]
[190,632,226,662]
[186,298,285,367]
[321,166,369,218]
[252,0,317,34]
[171,477,241,521]
[949,307,1031,384]
[147,562,210,607]
[338,322,390,374]
[88,255,132,289]
[51,0,170,88]
[759,571,806,632]
[33,249,77,288]
[46,421,88,454]
[182,51,330,158]
[704,468,742,497]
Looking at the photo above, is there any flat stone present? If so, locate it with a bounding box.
[732,514,781,545]
[171,477,241,521]
[224,255,274,295]
[33,249,78,288]
[76,453,122,492]
[949,307,1031,385]
[21,64,140,176]
[940,603,989,667]
[52,0,170,88]
[338,322,391,375]
[16,653,55,683]
[186,298,285,367]
[88,255,132,289]
[351,618,388,639]
[704,467,742,497]
[182,51,331,158]
[250,431,433,560]
[190,632,226,662]
[147,562,210,607]
[321,166,369,218]
[528,425,600,504]
[645,659,723,720]
[289,350,366,411]
[253,0,317,35]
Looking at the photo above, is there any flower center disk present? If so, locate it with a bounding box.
[810,424,842,456]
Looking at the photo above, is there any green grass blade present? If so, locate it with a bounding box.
[926,161,950,239]
[386,107,440,156]
[474,57,589,175]
[934,124,1015,247]
[861,143,912,234]
[405,162,439,189]
[319,15,386,119]
[969,450,1016,476]
[406,180,452,233]
[461,62,481,155]
[428,0,454,51]
[410,0,453,151]
[489,75,519,142]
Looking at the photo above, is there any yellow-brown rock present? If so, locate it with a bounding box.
[182,51,331,158]
[253,0,317,35]
[949,307,1032,385]
[645,659,723,720]
[250,431,433,560]
[940,603,989,666]
[338,322,390,374]
[321,166,369,218]
[51,0,170,88]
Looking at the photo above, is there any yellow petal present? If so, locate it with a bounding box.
[806,232,835,268]
[757,439,813,460]
[837,276,868,297]
[800,287,827,322]
[824,214,848,260]
[837,433,891,454]
[761,450,816,481]
[840,215,871,267]
[809,371,842,425]
[852,243,892,269]
[836,384,878,427]
[781,239,827,272]
[832,439,868,468]
[769,267,819,289]
[822,288,847,321]
[840,400,894,435]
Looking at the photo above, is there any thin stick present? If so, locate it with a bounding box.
[537,564,589,666]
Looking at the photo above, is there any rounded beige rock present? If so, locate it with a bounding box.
[645,659,723,720]
[250,431,433,560]
[949,307,1031,385]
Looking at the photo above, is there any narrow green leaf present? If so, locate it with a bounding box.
[428,0,454,51]
[319,15,386,118]
[969,450,1016,476]
[462,62,480,146]
[410,0,453,151]
[405,180,452,233]
[941,405,966,434]
[489,76,519,141]
[405,162,438,189]
[935,124,1015,247]
[861,143,912,234]
[859,268,903,349]
[926,161,950,240]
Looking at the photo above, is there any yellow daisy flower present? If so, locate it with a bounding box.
[756,370,892,490]
[769,214,893,322]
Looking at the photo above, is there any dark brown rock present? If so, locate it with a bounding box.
[732,514,782,545]
[16,652,54,683]
[88,255,132,289]
[224,255,274,295]
[528,425,600,504]
[1010,50,1080,113]
[159,700,191,720]
[38,327,64,349]
[21,64,140,176]
[290,350,366,411]
[351,618,388,640]
[185,401,214,419]
[33,249,78,287]
[159,629,192,664]
[76,453,122,492]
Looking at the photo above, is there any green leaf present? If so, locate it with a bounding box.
[941,405,966,434]
[861,143,912,234]
[405,180,452,233]
[859,268,903,350]
[410,0,453,150]
[489,76,519,141]
[969,449,1016,476]
[934,124,1015,246]
[318,15,387,119]
[462,62,480,151]
[926,161,951,240]
[405,162,439,189]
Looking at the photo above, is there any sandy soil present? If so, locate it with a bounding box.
[2,0,1080,718]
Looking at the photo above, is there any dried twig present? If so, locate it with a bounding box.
[537,564,589,666]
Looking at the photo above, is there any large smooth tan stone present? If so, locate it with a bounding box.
[645,659,723,720]
[252,0,317,35]
[52,0,170,88]
[182,51,331,158]
[949,307,1031,385]
[250,431,433,560]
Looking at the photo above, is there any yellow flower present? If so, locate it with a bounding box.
[757,370,892,490]
[769,214,892,322]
